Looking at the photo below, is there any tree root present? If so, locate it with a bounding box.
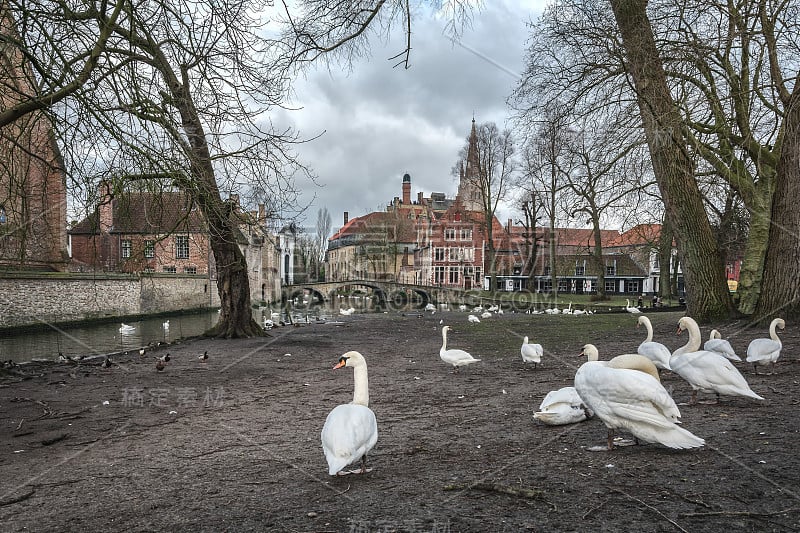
[0,489,35,507]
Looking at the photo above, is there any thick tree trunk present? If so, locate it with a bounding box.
[753,81,800,323]
[169,71,263,338]
[735,187,772,315]
[591,217,607,300]
[610,0,733,322]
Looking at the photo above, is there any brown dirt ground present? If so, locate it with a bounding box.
[1,309,799,532]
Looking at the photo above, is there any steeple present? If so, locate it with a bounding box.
[456,118,483,212]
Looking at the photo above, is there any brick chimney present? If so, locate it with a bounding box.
[98,179,114,233]
[507,218,513,234]
[343,211,349,225]
[402,173,411,204]
[257,203,266,224]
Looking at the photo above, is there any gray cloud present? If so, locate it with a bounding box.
[277,1,545,233]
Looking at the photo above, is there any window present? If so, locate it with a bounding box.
[606,264,616,276]
[163,266,177,274]
[444,228,456,241]
[175,235,189,259]
[448,247,461,261]
[558,280,569,292]
[184,266,197,274]
[626,280,640,293]
[433,266,445,284]
[605,281,616,293]
[144,240,155,258]
[575,261,585,276]
[143,267,155,273]
[461,247,474,261]
[448,266,460,284]
[544,266,551,275]
[121,239,132,259]
[460,228,472,240]
[434,248,445,261]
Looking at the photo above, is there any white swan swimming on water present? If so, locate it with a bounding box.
[439,326,480,372]
[321,351,378,476]
[119,323,136,334]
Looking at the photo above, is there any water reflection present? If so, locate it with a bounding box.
[0,310,220,364]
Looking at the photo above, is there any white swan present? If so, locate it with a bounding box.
[467,314,480,324]
[671,317,764,404]
[636,316,672,370]
[574,360,704,450]
[625,299,641,314]
[425,303,436,312]
[533,386,593,426]
[480,311,492,319]
[339,307,355,316]
[746,318,785,374]
[439,326,480,372]
[163,320,170,330]
[520,336,543,367]
[703,329,741,362]
[561,302,573,314]
[321,351,378,476]
[119,323,136,334]
[581,343,661,382]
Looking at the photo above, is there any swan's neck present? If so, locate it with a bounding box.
[769,321,778,340]
[585,348,599,361]
[441,329,448,351]
[680,320,702,353]
[643,320,653,342]
[352,365,369,407]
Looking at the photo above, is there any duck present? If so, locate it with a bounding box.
[520,336,543,368]
[119,323,136,333]
[198,350,208,362]
[156,359,166,371]
[704,329,741,362]
[625,299,641,314]
[467,314,480,324]
[158,353,171,363]
[636,316,672,371]
[746,318,785,374]
[580,344,661,382]
[574,359,704,450]
[533,386,593,425]
[439,326,480,372]
[671,317,764,404]
[321,351,378,476]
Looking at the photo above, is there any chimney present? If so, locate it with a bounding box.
[507,218,513,234]
[417,191,424,205]
[343,211,349,225]
[98,180,114,233]
[402,173,411,204]
[257,203,266,224]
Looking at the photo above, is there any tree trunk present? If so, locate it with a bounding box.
[753,79,800,323]
[591,216,607,300]
[735,186,772,315]
[169,69,263,338]
[658,213,673,297]
[610,0,733,322]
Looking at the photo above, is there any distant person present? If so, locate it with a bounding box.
[652,294,658,308]
[637,295,643,308]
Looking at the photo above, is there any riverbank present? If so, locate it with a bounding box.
[1,311,798,531]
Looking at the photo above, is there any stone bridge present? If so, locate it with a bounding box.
[281,280,484,310]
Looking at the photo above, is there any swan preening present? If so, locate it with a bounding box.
[580,344,661,382]
[636,316,672,371]
[575,360,705,450]
[672,317,763,404]
[746,318,785,374]
[521,336,543,368]
[321,351,378,476]
[703,329,741,362]
[533,386,592,425]
[467,314,480,324]
[439,326,480,371]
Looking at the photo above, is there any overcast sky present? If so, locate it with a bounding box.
[274,1,548,234]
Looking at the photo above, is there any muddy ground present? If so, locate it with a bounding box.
[1,309,798,532]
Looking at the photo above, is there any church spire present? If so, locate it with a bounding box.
[456,118,483,212]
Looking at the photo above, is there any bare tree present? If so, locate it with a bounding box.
[452,121,515,292]
[315,207,332,272]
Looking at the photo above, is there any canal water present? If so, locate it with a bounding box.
[0,297,387,364]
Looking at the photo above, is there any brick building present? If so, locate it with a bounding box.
[0,7,68,271]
